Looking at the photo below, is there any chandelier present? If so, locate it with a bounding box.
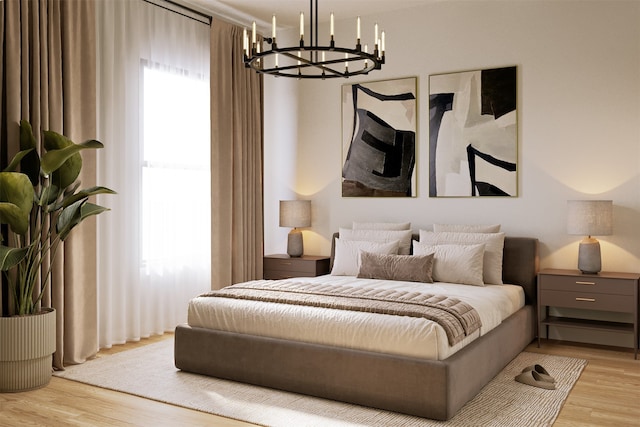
[243,0,386,79]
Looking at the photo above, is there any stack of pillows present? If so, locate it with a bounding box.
[330,222,505,286]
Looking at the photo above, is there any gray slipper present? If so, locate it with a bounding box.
[522,364,555,383]
[515,370,556,390]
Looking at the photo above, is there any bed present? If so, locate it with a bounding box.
[175,233,539,421]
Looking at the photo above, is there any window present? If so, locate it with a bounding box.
[141,64,210,272]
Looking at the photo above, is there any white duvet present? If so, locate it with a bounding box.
[187,275,525,361]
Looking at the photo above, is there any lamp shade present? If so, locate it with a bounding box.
[567,200,613,236]
[279,200,311,228]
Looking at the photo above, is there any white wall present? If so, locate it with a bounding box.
[263,1,640,348]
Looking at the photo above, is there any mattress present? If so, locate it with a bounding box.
[187,275,525,360]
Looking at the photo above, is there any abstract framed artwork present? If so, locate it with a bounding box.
[429,66,517,197]
[341,77,417,197]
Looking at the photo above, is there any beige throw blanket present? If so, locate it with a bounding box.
[201,280,482,346]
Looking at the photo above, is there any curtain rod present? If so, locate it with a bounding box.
[142,0,212,25]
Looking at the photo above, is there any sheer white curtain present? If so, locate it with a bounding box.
[96,0,211,348]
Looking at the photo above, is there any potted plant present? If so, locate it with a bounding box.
[0,120,114,392]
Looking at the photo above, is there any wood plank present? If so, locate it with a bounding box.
[528,340,640,427]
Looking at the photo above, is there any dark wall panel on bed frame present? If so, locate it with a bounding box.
[175,236,539,421]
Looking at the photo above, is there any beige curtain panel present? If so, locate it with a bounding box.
[210,18,264,289]
[0,0,98,368]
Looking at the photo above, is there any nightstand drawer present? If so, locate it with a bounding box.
[264,258,322,274]
[539,274,635,296]
[540,289,635,313]
[263,255,331,280]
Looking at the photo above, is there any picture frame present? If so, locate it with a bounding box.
[341,77,417,197]
[429,66,517,197]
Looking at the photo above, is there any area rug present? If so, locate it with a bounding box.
[55,339,586,427]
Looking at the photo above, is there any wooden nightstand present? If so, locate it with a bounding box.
[537,268,639,359]
[263,254,331,280]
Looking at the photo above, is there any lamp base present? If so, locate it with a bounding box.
[287,228,304,257]
[578,237,601,274]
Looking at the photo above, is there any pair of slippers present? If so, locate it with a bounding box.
[514,364,556,390]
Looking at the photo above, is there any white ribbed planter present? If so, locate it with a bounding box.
[0,308,56,392]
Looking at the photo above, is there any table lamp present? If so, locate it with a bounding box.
[279,200,311,257]
[567,200,613,274]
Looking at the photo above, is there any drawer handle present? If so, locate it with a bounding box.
[575,297,596,302]
[575,281,595,285]
[280,262,292,265]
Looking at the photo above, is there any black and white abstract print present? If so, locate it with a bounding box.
[429,66,517,197]
[342,77,417,197]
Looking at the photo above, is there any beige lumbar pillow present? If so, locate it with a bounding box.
[357,251,434,283]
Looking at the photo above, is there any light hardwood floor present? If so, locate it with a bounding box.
[1,335,638,426]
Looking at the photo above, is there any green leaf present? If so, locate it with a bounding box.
[3,148,34,173]
[41,131,103,189]
[0,245,29,271]
[0,172,34,234]
[60,186,117,209]
[19,120,41,185]
[39,183,62,208]
[57,201,110,241]
[0,202,30,235]
[56,199,85,240]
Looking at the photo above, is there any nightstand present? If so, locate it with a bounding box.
[537,268,639,359]
[263,254,331,280]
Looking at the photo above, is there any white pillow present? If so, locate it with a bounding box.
[433,224,501,233]
[418,230,506,285]
[413,241,485,286]
[352,222,411,231]
[331,238,399,276]
[339,228,412,255]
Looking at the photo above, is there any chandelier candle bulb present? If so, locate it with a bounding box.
[251,21,256,47]
[357,16,361,41]
[272,15,276,39]
[243,28,248,55]
[374,23,379,48]
[300,12,304,42]
[330,12,334,37]
[381,31,385,55]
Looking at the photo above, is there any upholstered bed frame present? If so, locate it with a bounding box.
[174,235,539,421]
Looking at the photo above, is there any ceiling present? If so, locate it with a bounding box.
[182,0,433,30]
